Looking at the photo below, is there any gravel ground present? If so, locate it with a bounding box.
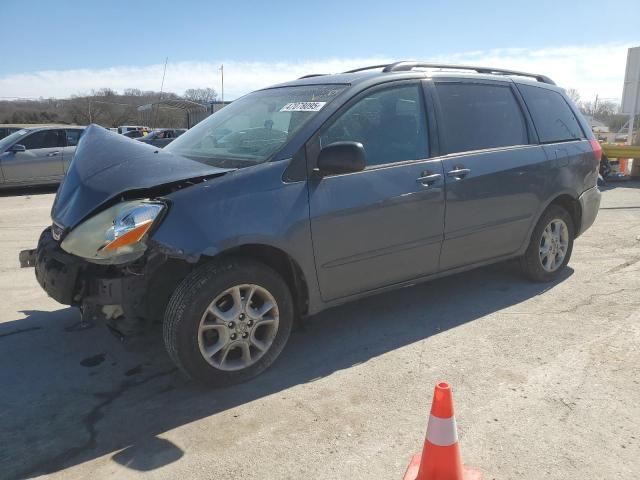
[0,182,639,480]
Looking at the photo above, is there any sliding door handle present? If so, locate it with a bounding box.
[446,167,470,180]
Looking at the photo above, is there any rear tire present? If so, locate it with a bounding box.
[519,205,574,282]
[164,257,294,386]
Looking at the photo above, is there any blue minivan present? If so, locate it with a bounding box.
[21,62,602,385]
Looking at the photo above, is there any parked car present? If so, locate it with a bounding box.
[0,124,73,140]
[0,126,85,188]
[122,130,145,139]
[20,62,601,386]
[0,125,24,140]
[117,125,149,135]
[136,128,186,148]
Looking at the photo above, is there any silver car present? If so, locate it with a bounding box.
[0,126,85,188]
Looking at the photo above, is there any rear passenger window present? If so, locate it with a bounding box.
[518,84,584,143]
[320,84,428,167]
[434,83,528,154]
[65,130,82,146]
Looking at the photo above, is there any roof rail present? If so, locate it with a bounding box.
[381,61,555,85]
[342,64,391,74]
[297,73,328,79]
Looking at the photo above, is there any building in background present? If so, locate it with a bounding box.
[137,99,232,129]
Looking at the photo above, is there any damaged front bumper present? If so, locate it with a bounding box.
[20,228,165,336]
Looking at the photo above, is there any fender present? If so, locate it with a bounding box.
[517,188,581,255]
[150,159,325,315]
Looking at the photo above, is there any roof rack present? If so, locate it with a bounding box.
[342,64,391,74]
[340,61,555,85]
[382,61,555,85]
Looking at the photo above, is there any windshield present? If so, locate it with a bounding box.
[0,129,29,152]
[165,84,346,167]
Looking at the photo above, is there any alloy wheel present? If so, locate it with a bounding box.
[538,219,569,272]
[197,284,279,371]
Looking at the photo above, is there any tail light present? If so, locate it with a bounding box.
[589,139,602,162]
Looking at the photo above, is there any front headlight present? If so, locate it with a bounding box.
[61,200,165,264]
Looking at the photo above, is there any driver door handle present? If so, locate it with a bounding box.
[447,167,471,180]
[46,151,60,157]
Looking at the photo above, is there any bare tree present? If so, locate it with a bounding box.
[565,88,581,105]
[0,88,182,127]
[66,96,107,124]
[581,100,618,121]
[183,88,218,103]
[123,88,144,97]
[98,102,137,127]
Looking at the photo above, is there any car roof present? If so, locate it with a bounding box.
[266,61,563,93]
[1,124,85,130]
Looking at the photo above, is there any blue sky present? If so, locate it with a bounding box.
[1,0,638,100]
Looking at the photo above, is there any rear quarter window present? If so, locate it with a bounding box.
[434,82,528,154]
[518,84,584,143]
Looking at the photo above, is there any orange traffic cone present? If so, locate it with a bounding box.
[403,382,483,480]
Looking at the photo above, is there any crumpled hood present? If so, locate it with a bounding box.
[52,125,232,229]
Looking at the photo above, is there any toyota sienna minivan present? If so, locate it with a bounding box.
[20,62,602,385]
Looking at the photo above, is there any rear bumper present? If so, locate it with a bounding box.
[578,186,601,236]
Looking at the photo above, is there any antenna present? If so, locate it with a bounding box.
[153,57,169,128]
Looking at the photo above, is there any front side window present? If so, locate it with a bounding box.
[21,129,65,150]
[0,129,28,152]
[435,83,528,154]
[518,84,584,143]
[166,84,347,168]
[320,84,428,167]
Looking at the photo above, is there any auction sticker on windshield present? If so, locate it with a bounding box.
[280,102,326,112]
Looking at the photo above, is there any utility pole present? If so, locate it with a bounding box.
[593,94,598,117]
[220,64,224,106]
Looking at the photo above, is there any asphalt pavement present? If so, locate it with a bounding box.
[1,183,639,480]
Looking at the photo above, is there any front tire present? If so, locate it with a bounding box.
[164,257,294,386]
[519,205,574,282]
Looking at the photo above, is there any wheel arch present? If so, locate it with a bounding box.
[200,244,310,318]
[546,193,582,236]
[519,192,582,255]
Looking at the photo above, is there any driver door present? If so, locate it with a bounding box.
[307,82,445,301]
[1,129,65,183]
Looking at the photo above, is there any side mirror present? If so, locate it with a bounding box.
[315,141,366,176]
[8,144,26,153]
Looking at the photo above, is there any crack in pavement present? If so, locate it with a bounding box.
[494,288,639,316]
[554,288,635,314]
[17,367,177,480]
[607,256,640,274]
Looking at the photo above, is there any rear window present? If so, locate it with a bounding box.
[435,83,528,154]
[518,84,584,143]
